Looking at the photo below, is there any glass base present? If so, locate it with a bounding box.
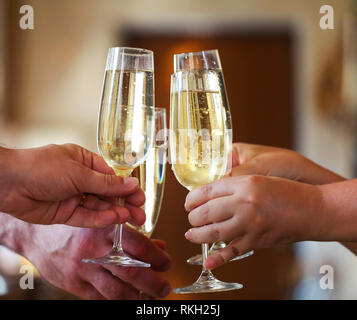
[82,248,150,267]
[173,270,243,294]
[187,247,254,265]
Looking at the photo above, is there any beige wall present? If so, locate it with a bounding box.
[1,0,353,175]
[0,0,5,127]
[1,0,356,299]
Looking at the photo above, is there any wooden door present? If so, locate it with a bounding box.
[122,29,298,300]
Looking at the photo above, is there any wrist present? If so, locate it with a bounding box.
[316,180,357,242]
[291,183,326,242]
[0,212,34,258]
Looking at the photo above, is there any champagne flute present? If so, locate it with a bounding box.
[183,52,254,266]
[187,242,254,265]
[129,107,167,237]
[186,99,254,265]
[82,47,155,267]
[170,49,243,293]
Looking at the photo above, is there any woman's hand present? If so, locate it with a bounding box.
[0,144,145,228]
[185,175,325,270]
[230,143,345,184]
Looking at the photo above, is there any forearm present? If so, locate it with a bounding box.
[296,153,346,185]
[316,179,357,243]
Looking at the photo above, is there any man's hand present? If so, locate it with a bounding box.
[0,212,171,300]
[184,175,325,270]
[0,144,145,228]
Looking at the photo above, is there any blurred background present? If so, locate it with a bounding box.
[0,0,357,300]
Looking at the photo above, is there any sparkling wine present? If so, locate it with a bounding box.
[98,70,154,176]
[170,70,231,191]
[130,145,166,237]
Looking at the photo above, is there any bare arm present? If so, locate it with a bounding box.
[0,212,171,299]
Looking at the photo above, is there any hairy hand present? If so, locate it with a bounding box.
[0,144,145,227]
[22,223,171,299]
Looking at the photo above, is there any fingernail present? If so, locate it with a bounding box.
[185,230,192,240]
[160,284,171,297]
[124,177,138,187]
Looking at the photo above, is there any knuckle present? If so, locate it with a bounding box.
[104,173,115,189]
[242,175,265,205]
[230,245,240,257]
[200,205,210,224]
[209,226,221,242]
[215,252,228,266]
[253,212,266,229]
[201,183,213,198]
[63,143,77,150]
[258,230,275,247]
[189,206,209,226]
[245,174,263,188]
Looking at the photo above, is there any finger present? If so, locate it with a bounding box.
[82,195,134,225]
[85,268,139,300]
[231,143,240,167]
[232,143,262,166]
[125,188,145,207]
[91,153,116,175]
[188,196,235,227]
[121,226,171,271]
[204,238,252,270]
[185,216,243,244]
[63,205,127,228]
[152,239,167,250]
[80,281,106,300]
[77,147,116,176]
[96,188,145,207]
[82,194,116,211]
[73,166,140,197]
[104,265,171,299]
[125,203,146,227]
[184,178,236,211]
[230,162,260,177]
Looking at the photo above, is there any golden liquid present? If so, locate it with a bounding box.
[170,89,230,191]
[97,70,154,176]
[129,146,166,237]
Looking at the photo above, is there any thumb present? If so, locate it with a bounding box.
[230,161,260,177]
[73,166,139,197]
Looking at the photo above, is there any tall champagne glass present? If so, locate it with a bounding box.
[186,95,254,265]
[170,49,243,293]
[129,108,167,237]
[187,242,254,265]
[82,47,154,267]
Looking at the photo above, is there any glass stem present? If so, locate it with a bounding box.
[113,198,125,252]
[197,242,215,283]
[201,242,213,277]
[202,243,209,270]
